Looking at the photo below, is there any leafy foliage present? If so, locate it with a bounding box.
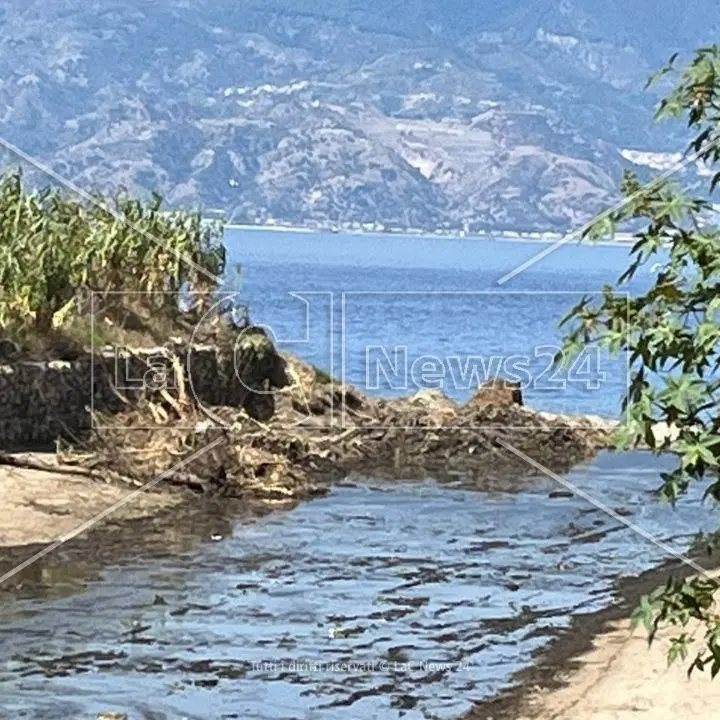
[561,46,720,672]
[0,170,225,350]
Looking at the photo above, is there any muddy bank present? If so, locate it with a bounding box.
[513,609,720,720]
[0,465,294,598]
[463,553,720,720]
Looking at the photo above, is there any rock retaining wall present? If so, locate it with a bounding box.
[0,337,286,449]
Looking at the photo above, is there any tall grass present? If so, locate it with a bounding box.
[0,170,226,349]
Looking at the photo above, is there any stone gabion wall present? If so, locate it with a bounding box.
[0,339,287,449]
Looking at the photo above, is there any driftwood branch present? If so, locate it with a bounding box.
[0,452,100,478]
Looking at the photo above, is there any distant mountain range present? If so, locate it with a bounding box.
[2,0,719,232]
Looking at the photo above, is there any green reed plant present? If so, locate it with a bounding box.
[0,170,225,347]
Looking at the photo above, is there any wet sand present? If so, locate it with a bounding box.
[467,558,720,720]
[0,463,257,606]
[0,454,180,547]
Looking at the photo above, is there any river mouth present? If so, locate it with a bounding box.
[0,450,713,720]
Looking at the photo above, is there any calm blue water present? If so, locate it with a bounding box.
[222,230,648,416]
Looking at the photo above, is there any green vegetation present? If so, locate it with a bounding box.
[0,170,226,355]
[561,47,720,674]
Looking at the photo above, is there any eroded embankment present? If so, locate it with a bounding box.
[46,344,618,508]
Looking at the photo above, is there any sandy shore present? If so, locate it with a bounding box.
[468,560,720,720]
[0,454,180,547]
[514,613,720,719]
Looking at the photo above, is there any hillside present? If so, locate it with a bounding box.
[1,0,718,232]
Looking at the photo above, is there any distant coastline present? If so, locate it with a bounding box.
[223,222,637,246]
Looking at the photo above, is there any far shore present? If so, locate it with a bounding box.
[224,222,637,247]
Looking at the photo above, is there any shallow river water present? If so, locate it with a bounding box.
[0,232,701,719]
[0,451,716,720]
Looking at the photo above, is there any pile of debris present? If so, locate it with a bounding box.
[61,348,618,507]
